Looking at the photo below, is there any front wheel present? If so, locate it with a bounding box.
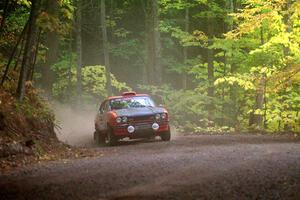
[94,130,105,145]
[160,130,171,141]
[104,127,118,146]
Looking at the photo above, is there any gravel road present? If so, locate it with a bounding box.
[1,135,300,200]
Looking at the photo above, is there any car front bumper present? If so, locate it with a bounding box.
[112,121,169,138]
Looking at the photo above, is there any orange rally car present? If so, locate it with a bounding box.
[94,92,171,146]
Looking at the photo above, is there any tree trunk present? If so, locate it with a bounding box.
[221,52,226,126]
[14,30,26,71]
[182,6,189,90]
[229,63,237,126]
[249,27,265,128]
[283,0,292,57]
[207,16,214,123]
[263,74,267,129]
[40,0,59,95]
[13,35,26,71]
[144,0,155,85]
[16,0,41,101]
[281,0,293,130]
[76,0,83,102]
[228,0,234,30]
[249,78,265,128]
[152,0,162,85]
[101,0,112,96]
[228,0,238,127]
[27,29,41,81]
[68,33,73,100]
[141,0,150,85]
[1,21,28,86]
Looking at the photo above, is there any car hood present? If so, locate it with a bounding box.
[113,107,165,117]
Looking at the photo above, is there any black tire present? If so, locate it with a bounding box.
[161,130,171,141]
[94,130,104,145]
[104,127,118,146]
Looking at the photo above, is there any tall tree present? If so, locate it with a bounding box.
[249,27,265,128]
[1,21,28,86]
[101,0,112,96]
[26,29,41,81]
[76,0,83,102]
[182,5,189,89]
[41,0,59,95]
[152,0,162,85]
[16,0,41,101]
[228,0,238,127]
[283,0,292,57]
[141,0,150,84]
[141,0,155,85]
[207,15,214,123]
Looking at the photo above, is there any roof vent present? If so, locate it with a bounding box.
[122,91,137,96]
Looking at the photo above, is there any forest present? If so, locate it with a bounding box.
[0,0,300,134]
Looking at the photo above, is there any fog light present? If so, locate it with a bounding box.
[152,123,159,131]
[127,125,135,133]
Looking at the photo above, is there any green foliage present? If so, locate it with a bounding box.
[15,97,54,121]
[82,65,130,97]
[2,0,300,135]
[51,54,130,102]
[214,75,255,90]
[160,21,207,47]
[37,0,74,36]
[17,0,31,7]
[14,87,55,122]
[212,0,300,132]
[139,84,223,132]
[110,39,142,60]
[266,90,300,132]
[194,126,235,134]
[0,7,28,49]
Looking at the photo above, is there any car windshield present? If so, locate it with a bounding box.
[110,96,156,110]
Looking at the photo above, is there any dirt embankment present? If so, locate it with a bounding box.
[0,87,90,171]
[0,86,56,166]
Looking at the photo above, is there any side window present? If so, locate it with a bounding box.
[104,101,110,111]
[99,102,105,113]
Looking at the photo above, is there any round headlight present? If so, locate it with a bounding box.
[127,125,135,133]
[116,117,122,123]
[122,116,127,123]
[161,113,167,119]
[152,123,159,131]
[155,113,161,120]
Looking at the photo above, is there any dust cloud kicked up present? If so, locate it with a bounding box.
[53,103,97,147]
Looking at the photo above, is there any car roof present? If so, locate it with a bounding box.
[107,93,149,100]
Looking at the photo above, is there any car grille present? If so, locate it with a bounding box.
[129,115,154,123]
[135,123,152,130]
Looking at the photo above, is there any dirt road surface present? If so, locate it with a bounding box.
[1,135,300,200]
